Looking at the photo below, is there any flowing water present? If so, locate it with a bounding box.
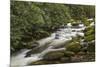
[11,23,85,67]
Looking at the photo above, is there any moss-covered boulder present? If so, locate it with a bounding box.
[43,51,64,60]
[66,42,81,53]
[82,18,90,26]
[84,26,95,42]
[85,27,95,36]
[64,51,75,57]
[84,34,95,42]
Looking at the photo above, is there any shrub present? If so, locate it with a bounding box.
[84,34,95,42]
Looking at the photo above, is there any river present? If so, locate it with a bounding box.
[11,23,86,67]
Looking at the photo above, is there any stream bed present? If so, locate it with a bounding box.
[11,23,86,67]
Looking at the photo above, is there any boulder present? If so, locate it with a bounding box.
[71,55,82,62]
[77,52,86,55]
[87,43,95,52]
[60,57,70,63]
[66,42,81,53]
[29,60,61,65]
[26,41,39,49]
[29,60,46,65]
[43,51,64,60]
[64,51,75,57]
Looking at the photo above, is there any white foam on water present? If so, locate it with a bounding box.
[11,23,85,67]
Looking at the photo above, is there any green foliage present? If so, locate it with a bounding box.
[11,1,95,53]
[84,27,95,42]
[11,1,72,52]
[85,34,95,41]
[68,5,86,20]
[85,27,95,35]
[82,18,90,26]
[66,4,95,20]
[11,1,46,51]
[83,5,95,18]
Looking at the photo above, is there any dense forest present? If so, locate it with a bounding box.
[11,1,95,66]
[11,1,95,52]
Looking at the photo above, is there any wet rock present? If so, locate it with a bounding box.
[87,43,95,52]
[77,52,86,55]
[31,45,49,53]
[29,60,45,65]
[72,23,79,26]
[71,55,82,62]
[25,43,49,57]
[29,60,61,65]
[27,41,39,49]
[64,51,75,57]
[24,42,40,57]
[60,57,70,63]
[43,51,64,60]
[24,52,31,57]
[80,53,95,62]
[81,47,88,53]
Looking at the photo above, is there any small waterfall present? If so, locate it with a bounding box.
[39,46,66,58]
[11,23,85,67]
[38,46,53,58]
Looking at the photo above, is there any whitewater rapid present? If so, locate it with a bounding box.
[11,23,85,67]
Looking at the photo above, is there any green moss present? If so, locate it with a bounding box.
[85,27,95,36]
[84,34,95,42]
[82,18,90,26]
[84,26,95,42]
[66,42,81,53]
